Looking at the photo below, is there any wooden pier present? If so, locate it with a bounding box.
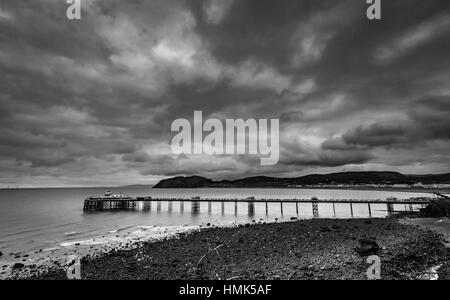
[83,196,148,211]
[83,195,435,216]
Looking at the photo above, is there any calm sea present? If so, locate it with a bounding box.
[0,187,434,277]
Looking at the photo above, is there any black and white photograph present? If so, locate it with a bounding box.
[0,0,450,285]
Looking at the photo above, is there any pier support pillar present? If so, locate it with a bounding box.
[350,203,354,218]
[234,201,238,216]
[221,201,225,215]
[208,201,212,214]
[333,202,336,217]
[296,202,299,215]
[157,201,161,212]
[180,201,184,213]
[280,203,284,215]
[368,203,372,217]
[265,202,268,216]
[387,203,394,216]
[312,202,319,218]
[248,202,255,218]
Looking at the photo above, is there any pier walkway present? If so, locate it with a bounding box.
[83,196,436,217]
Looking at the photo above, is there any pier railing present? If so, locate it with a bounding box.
[83,196,435,217]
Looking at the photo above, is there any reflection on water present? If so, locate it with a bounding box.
[114,200,426,220]
[191,201,200,216]
[142,200,151,211]
[157,201,161,213]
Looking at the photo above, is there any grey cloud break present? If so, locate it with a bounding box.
[0,0,449,186]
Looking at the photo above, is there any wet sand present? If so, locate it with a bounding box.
[13,216,448,280]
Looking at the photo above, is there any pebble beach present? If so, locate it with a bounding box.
[10,216,449,280]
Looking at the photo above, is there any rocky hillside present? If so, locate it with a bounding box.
[153,171,450,188]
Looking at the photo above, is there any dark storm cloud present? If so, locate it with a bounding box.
[0,1,112,63]
[281,136,374,167]
[0,0,449,186]
[280,111,305,123]
[321,95,450,153]
[188,0,363,69]
[282,150,374,167]
[332,124,409,148]
[409,96,450,140]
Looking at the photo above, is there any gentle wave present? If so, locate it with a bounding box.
[63,231,80,236]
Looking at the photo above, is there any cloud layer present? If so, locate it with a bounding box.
[0,0,449,187]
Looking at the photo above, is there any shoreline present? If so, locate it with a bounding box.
[153,186,450,195]
[282,187,450,194]
[19,216,449,280]
[1,187,449,194]
[0,224,204,280]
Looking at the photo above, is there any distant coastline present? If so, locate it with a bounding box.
[153,171,450,190]
[265,186,450,194]
[0,185,154,190]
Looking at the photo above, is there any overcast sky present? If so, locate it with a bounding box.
[0,0,450,187]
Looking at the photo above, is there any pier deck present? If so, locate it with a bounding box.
[83,196,436,214]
